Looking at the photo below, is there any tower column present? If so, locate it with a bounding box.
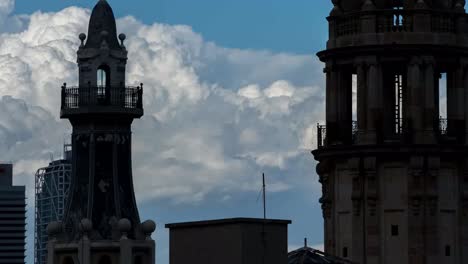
[350,158,364,263]
[461,159,468,263]
[315,1,468,264]
[326,63,339,145]
[363,157,379,264]
[422,56,437,144]
[425,157,439,264]
[365,58,383,144]
[51,2,155,263]
[317,161,334,254]
[337,68,353,144]
[463,62,468,144]
[408,157,424,263]
[356,61,368,144]
[407,57,424,143]
[447,64,465,139]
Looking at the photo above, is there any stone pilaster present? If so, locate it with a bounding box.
[426,157,439,263]
[422,56,437,144]
[408,156,424,264]
[350,158,364,263]
[447,61,465,140]
[325,62,340,145]
[462,61,468,145]
[460,158,468,263]
[356,60,368,144]
[363,157,379,264]
[365,58,382,144]
[317,160,334,254]
[407,57,424,143]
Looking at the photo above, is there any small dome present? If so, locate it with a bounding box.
[85,0,121,49]
[288,246,353,264]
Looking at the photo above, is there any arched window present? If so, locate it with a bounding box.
[62,256,74,264]
[98,255,112,264]
[97,65,110,88]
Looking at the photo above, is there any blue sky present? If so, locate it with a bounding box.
[1,1,331,264]
[14,0,332,54]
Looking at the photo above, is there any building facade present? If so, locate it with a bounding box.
[166,218,291,264]
[47,1,155,263]
[0,164,26,264]
[314,0,468,263]
[35,145,72,264]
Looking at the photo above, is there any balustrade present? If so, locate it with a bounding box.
[332,9,462,38]
[61,84,143,110]
[317,118,451,149]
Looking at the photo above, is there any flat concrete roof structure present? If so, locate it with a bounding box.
[166,218,291,264]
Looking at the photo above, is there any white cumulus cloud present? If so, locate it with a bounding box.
[0,1,327,263]
[0,5,325,204]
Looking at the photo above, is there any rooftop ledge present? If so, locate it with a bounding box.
[165,218,292,229]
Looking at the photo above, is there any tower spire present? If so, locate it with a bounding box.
[84,0,121,49]
[48,2,154,264]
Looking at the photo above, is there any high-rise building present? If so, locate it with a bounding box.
[314,0,468,263]
[34,145,72,264]
[0,164,26,264]
[47,1,155,263]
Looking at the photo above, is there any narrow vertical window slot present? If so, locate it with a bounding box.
[352,73,357,121]
[97,69,107,87]
[394,74,403,134]
[439,73,447,135]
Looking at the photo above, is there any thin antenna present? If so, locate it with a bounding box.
[262,173,266,220]
[304,237,308,247]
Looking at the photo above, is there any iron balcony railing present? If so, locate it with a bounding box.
[439,117,448,135]
[61,84,143,110]
[317,123,327,149]
[317,118,450,149]
[316,121,358,149]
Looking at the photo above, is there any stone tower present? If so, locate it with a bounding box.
[313,0,468,263]
[47,1,156,263]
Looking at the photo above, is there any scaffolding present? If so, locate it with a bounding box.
[34,144,72,264]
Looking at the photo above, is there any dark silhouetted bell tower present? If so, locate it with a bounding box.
[47,1,155,263]
[314,0,468,263]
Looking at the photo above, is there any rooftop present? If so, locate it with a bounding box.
[166,217,292,229]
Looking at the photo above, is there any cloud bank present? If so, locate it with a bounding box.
[0,1,326,263]
[0,5,324,204]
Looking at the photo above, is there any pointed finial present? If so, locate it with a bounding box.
[304,238,308,247]
[119,33,126,48]
[79,33,86,47]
